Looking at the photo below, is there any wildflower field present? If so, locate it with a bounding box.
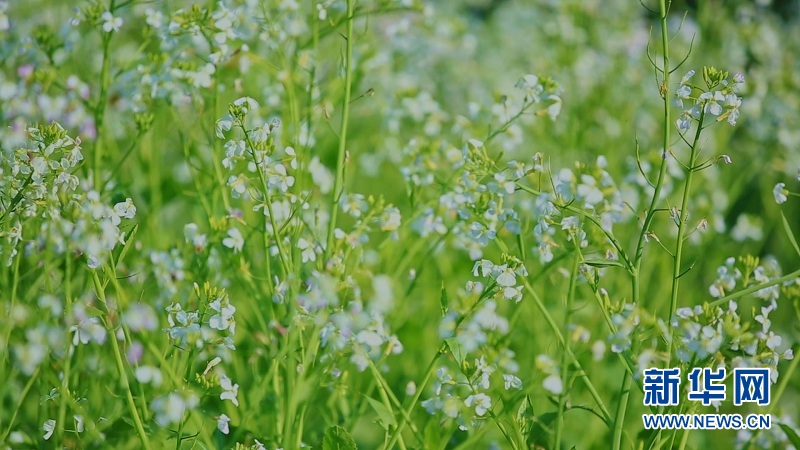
[3,0,800,448]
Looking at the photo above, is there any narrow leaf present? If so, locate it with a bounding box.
[365,397,397,431]
[781,212,800,258]
[780,423,800,448]
[445,337,466,367]
[581,258,626,269]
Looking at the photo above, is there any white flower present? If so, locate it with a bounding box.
[144,8,163,28]
[220,375,240,406]
[503,374,522,390]
[676,111,692,131]
[724,93,742,126]
[297,238,317,263]
[114,198,136,219]
[773,183,788,205]
[700,91,725,116]
[543,374,563,395]
[380,207,402,232]
[494,265,516,287]
[152,392,198,426]
[101,11,123,33]
[209,296,236,331]
[222,227,244,253]
[43,419,56,440]
[465,393,492,416]
[233,96,259,114]
[216,114,233,138]
[680,69,696,84]
[309,156,334,193]
[135,366,164,386]
[218,414,231,434]
[74,415,84,433]
[339,193,367,218]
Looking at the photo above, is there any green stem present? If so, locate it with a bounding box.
[93,2,115,191]
[383,351,439,450]
[521,280,612,423]
[708,268,800,308]
[632,0,672,282]
[91,271,151,450]
[554,249,580,450]
[325,0,356,261]
[242,131,291,278]
[614,2,671,448]
[0,367,38,442]
[57,255,75,442]
[666,111,706,363]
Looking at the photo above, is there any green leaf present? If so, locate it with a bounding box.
[440,283,449,316]
[515,395,534,441]
[365,397,397,431]
[116,223,139,265]
[445,337,466,367]
[781,212,800,258]
[527,411,558,448]
[322,425,357,450]
[780,423,800,448]
[83,305,105,319]
[581,258,626,269]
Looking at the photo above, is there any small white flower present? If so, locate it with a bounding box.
[134,365,163,386]
[680,69,696,85]
[101,11,123,33]
[494,266,516,287]
[700,91,725,116]
[218,414,231,434]
[503,374,523,390]
[773,183,788,205]
[114,198,136,219]
[233,96,259,114]
[676,111,692,131]
[74,415,84,433]
[220,375,240,406]
[464,393,492,416]
[43,419,56,440]
[543,374,563,395]
[216,115,233,138]
[222,227,244,253]
[297,238,317,263]
[209,296,236,331]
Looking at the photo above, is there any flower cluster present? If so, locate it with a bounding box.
[0,124,136,268]
[674,68,745,130]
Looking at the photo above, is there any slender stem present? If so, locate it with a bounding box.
[57,255,75,441]
[632,0,673,289]
[243,132,291,278]
[92,271,152,450]
[554,249,580,450]
[666,111,705,364]
[93,2,115,191]
[708,267,800,308]
[325,0,356,261]
[384,351,439,450]
[521,280,612,423]
[0,367,39,442]
[614,2,672,448]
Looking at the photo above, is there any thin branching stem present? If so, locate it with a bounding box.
[325,0,356,261]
